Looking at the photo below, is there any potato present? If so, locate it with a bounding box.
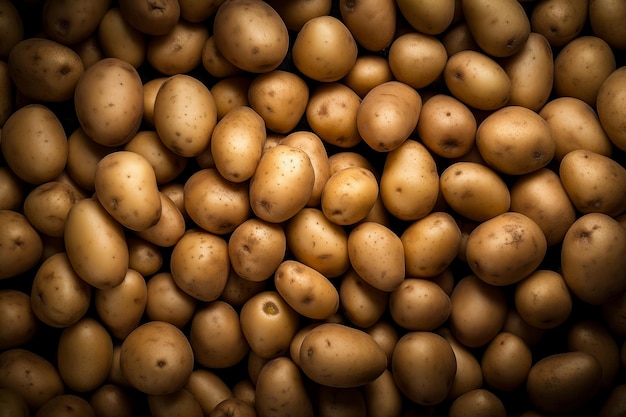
[170,229,229,302]
[500,32,554,111]
[480,332,532,392]
[42,0,111,45]
[339,0,396,52]
[201,35,244,79]
[119,0,179,36]
[599,384,626,417]
[142,77,167,126]
[561,213,626,305]
[185,369,232,416]
[448,389,506,417]
[1,104,68,184]
[596,66,626,151]
[392,331,456,405]
[184,168,250,235]
[462,0,530,57]
[389,278,451,331]
[440,162,510,222]
[321,166,378,226]
[145,272,197,328]
[441,22,480,57]
[530,0,587,47]
[396,0,454,34]
[133,191,184,247]
[274,260,339,320]
[247,70,309,134]
[444,50,511,111]
[74,58,143,147]
[339,269,388,328]
[73,34,106,70]
[66,128,114,192]
[153,73,217,157]
[328,151,378,179]
[416,94,477,159]
[502,308,546,348]
[357,81,422,152]
[0,209,43,280]
[437,328,484,400]
[514,269,572,330]
[94,268,147,339]
[305,82,362,149]
[526,351,602,414]
[0,290,37,349]
[120,321,194,395]
[476,105,555,175]
[148,389,203,417]
[23,181,85,239]
[554,36,616,106]
[285,207,350,278]
[249,144,315,223]
[449,275,508,348]
[210,75,252,120]
[0,0,23,59]
[292,15,358,82]
[190,301,249,369]
[36,395,95,417]
[239,290,300,359]
[316,386,366,417]
[127,235,163,276]
[0,387,29,417]
[98,7,147,69]
[64,197,129,289]
[602,291,626,339]
[0,348,64,410]
[589,0,626,50]
[341,54,394,98]
[124,130,188,185]
[8,38,84,102]
[380,139,439,221]
[388,32,448,89]
[30,252,91,328]
[0,62,13,128]
[266,0,331,31]
[255,357,313,417]
[213,0,288,73]
[347,221,405,292]
[559,149,626,217]
[539,97,613,160]
[210,397,256,417]
[363,369,403,417]
[179,0,226,23]
[299,323,387,388]
[147,20,208,75]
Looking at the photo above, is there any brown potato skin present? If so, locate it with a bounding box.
[119,0,180,36]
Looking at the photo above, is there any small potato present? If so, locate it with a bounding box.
[380,139,439,221]
[210,75,253,120]
[73,35,106,70]
[142,77,167,126]
[148,389,203,417]
[146,272,198,328]
[444,50,511,111]
[95,150,162,232]
[30,252,92,328]
[530,0,587,47]
[213,0,289,73]
[389,278,451,331]
[190,301,249,369]
[526,351,602,414]
[448,389,506,417]
[437,328,484,400]
[396,0,454,34]
[450,275,508,348]
[597,66,626,151]
[441,22,480,57]
[341,54,394,98]
[328,151,378,179]
[589,0,626,50]
[42,0,111,44]
[98,7,147,69]
[127,235,163,276]
[201,36,244,79]
[305,82,362,149]
[285,207,350,278]
[1,104,68,185]
[554,36,616,106]
[170,229,230,302]
[66,128,114,192]
[184,369,232,416]
[539,97,613,160]
[8,38,84,102]
[299,323,387,388]
[266,0,332,31]
[134,192,185,247]
[561,213,626,305]
[0,290,38,349]
[23,181,85,238]
[124,130,188,185]
[248,70,309,134]
[348,222,405,292]
[476,105,555,175]
[440,162,510,222]
[0,0,23,59]
[0,167,24,212]
[255,357,313,417]
[36,395,95,417]
[321,166,378,226]
[340,268,388,328]
[514,270,572,330]
[417,94,476,159]
[249,145,315,223]
[392,331,456,405]
[480,332,532,392]
[559,149,626,217]
[357,81,422,152]
[57,317,113,393]
[95,269,147,340]
[119,0,180,36]
[339,0,396,51]
[292,15,358,82]
[388,32,448,89]
[274,260,339,320]
[502,308,546,348]
[147,20,209,75]
[0,209,43,280]
[154,73,217,157]
[0,349,64,410]
[239,290,300,359]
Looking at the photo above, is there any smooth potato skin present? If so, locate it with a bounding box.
[255,357,313,417]
[0,209,43,280]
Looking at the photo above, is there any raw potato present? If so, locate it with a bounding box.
[530,0,588,47]
[480,332,532,392]
[339,269,388,328]
[255,357,314,417]
[0,387,29,417]
[514,270,572,329]
[42,0,111,44]
[448,389,506,417]
[148,389,203,417]
[66,128,114,192]
[0,0,23,59]
[589,0,626,50]
[388,32,448,89]
[389,278,451,331]
[339,0,396,52]
[124,130,188,185]
[98,7,147,69]
[363,370,404,417]
[396,0,455,35]
[210,75,253,119]
[184,369,232,416]
[342,54,394,98]
[36,394,96,417]
[119,0,180,36]
[0,209,43,280]
[146,20,209,75]
[266,0,332,31]
[437,328,484,400]
[321,166,378,225]
[596,66,626,151]
[23,181,85,238]
[0,290,38,349]
[145,272,197,328]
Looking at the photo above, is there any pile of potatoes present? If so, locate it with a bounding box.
[1,0,626,416]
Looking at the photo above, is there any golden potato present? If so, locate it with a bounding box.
[341,54,394,98]
[124,130,187,185]
[201,35,244,79]
[119,0,180,36]
[363,370,404,417]
[339,0,396,51]
[321,166,378,226]
[0,209,43,280]
[480,332,532,392]
[396,0,455,34]
[255,357,313,417]
[266,0,331,31]
[437,328,484,400]
[0,290,38,350]
[596,66,626,151]
[148,389,203,417]
[389,278,451,331]
[36,394,96,417]
[98,7,147,68]
[145,272,198,328]
[388,32,448,89]
[448,389,506,417]
[42,0,111,45]
[23,181,85,238]
[127,235,163,276]
[210,75,253,120]
[589,0,626,50]
[146,20,208,75]
[184,369,232,416]
[530,0,588,47]
[339,268,388,328]
[66,127,114,192]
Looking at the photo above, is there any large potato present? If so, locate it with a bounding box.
[0,210,43,280]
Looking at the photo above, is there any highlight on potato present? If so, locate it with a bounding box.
[1,0,626,416]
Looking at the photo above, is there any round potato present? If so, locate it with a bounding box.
[321,166,378,226]
[266,0,332,31]
[0,209,43,280]
[339,268,388,328]
[342,54,394,98]
[255,357,313,417]
[480,332,532,392]
[589,0,626,50]
[396,0,455,34]
[0,290,38,349]
[146,272,197,328]
[23,181,85,239]
[388,32,448,89]
[530,0,587,47]
[124,130,188,185]
[98,7,147,69]
[119,0,180,36]
[42,0,111,45]
[596,66,626,151]
[213,0,289,73]
[448,389,506,417]
[8,37,84,102]
[127,235,163,276]
[390,278,451,331]
[210,75,253,120]
[339,0,396,52]
[36,395,96,417]
[146,20,208,75]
